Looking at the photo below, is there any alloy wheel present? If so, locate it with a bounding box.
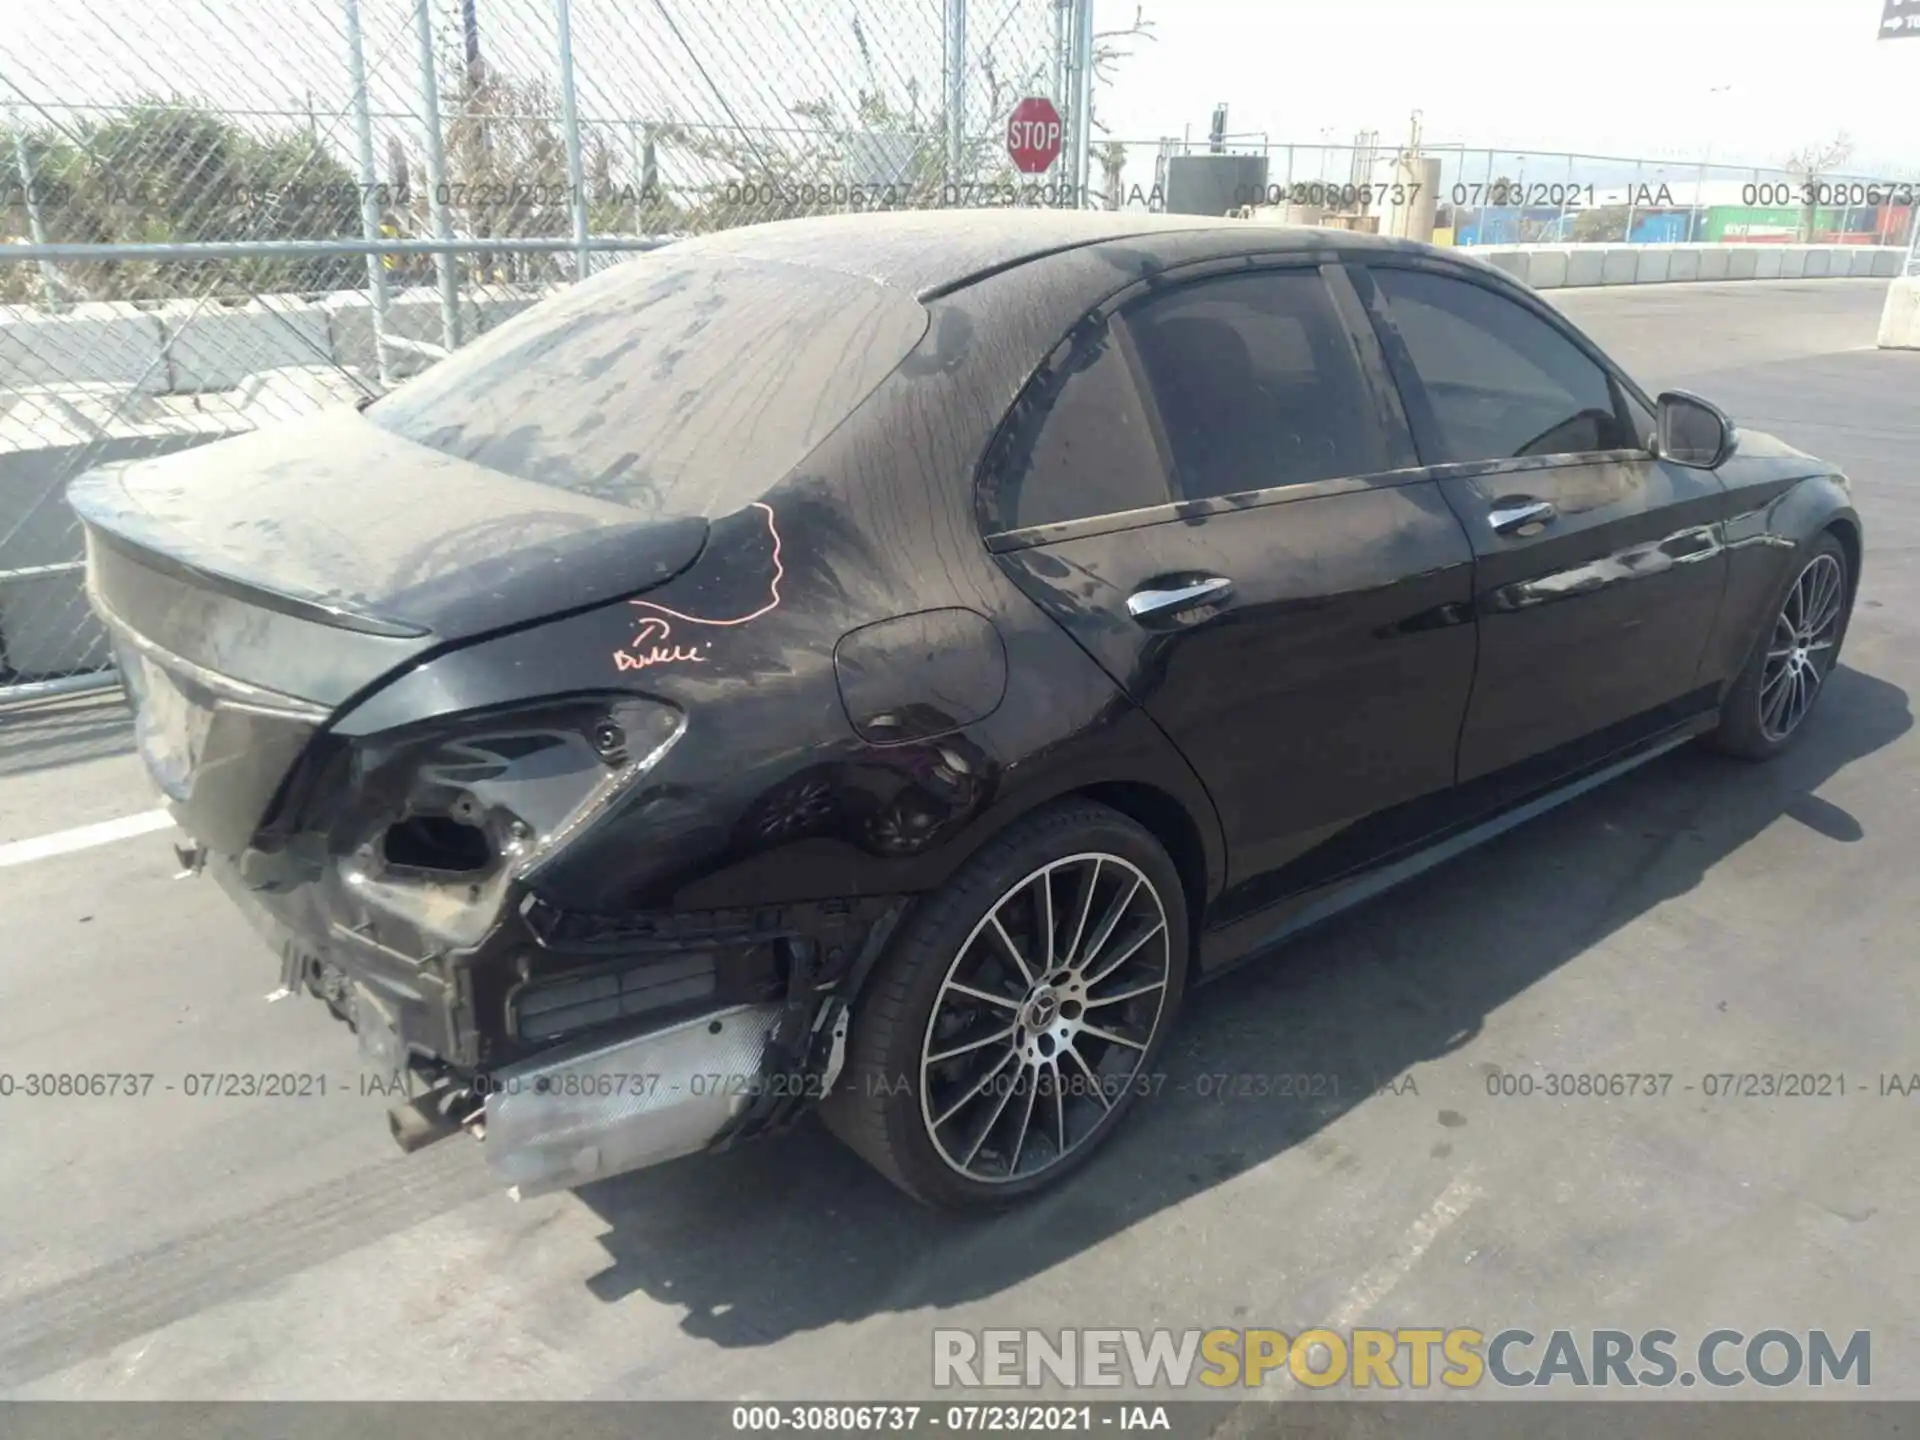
[918,853,1172,1184]
[1758,552,1845,743]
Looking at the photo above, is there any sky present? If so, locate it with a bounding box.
[3,0,1915,182]
[1090,0,1919,174]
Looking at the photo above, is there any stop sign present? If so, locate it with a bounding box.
[1006,97,1063,175]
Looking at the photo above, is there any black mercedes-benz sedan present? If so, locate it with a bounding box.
[71,211,1861,1209]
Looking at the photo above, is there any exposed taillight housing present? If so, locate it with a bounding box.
[322,696,684,948]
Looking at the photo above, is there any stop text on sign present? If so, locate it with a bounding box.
[1007,118,1062,152]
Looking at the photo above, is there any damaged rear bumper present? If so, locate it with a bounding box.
[479,1002,786,1198]
[198,829,896,1196]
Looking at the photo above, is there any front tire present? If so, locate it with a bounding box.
[1711,531,1852,761]
[821,801,1189,1209]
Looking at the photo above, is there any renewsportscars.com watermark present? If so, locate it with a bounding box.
[933,1328,1872,1391]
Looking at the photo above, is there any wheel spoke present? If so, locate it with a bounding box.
[1762,666,1794,731]
[1080,1021,1148,1052]
[1006,1066,1041,1176]
[1062,859,1101,968]
[1075,875,1141,979]
[1809,561,1841,633]
[927,1026,1017,1065]
[1084,920,1166,988]
[1786,576,1808,631]
[1797,664,1821,719]
[963,1061,1025,1168]
[1062,1043,1112,1112]
[1086,978,1167,1007]
[1048,1058,1068,1156]
[932,1047,1018,1129]
[1801,574,1824,635]
[1806,579,1843,639]
[987,913,1038,988]
[944,980,1020,1011]
[1035,867,1056,971]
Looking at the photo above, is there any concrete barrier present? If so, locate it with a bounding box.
[1600,248,1640,285]
[0,425,237,677]
[1465,242,1904,292]
[1880,275,1920,351]
[321,287,552,378]
[1523,250,1565,288]
[0,246,1906,407]
[1565,248,1606,288]
[0,301,169,394]
[158,295,334,393]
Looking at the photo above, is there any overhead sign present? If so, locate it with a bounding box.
[1884,0,1920,39]
[1007,97,1064,175]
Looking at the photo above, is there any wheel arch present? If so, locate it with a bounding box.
[1076,779,1212,962]
[843,774,1220,1011]
[1823,512,1862,597]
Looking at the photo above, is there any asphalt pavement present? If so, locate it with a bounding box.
[0,277,1915,1403]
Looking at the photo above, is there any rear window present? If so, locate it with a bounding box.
[366,252,929,518]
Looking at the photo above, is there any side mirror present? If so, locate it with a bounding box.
[1655,390,1735,469]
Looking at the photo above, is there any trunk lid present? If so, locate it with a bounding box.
[70,408,708,853]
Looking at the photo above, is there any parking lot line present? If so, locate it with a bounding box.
[1318,1169,1484,1331]
[0,810,174,869]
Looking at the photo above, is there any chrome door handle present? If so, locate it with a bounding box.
[1488,498,1556,535]
[1126,576,1234,623]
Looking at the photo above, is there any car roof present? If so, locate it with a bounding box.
[664,209,1446,300]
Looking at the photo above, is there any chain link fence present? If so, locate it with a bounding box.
[1102,138,1920,249]
[5,3,1916,703]
[0,0,1091,702]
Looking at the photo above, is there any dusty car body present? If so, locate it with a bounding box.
[73,212,1860,1208]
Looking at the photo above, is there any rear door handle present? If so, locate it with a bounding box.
[1126,576,1234,624]
[1488,498,1557,535]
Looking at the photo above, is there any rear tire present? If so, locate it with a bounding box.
[821,801,1188,1209]
[1710,531,1852,761]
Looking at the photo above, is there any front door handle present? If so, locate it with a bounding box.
[1488,497,1557,536]
[1126,575,1234,624]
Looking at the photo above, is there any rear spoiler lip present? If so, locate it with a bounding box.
[93,584,330,719]
[70,467,431,641]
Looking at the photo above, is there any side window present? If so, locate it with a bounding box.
[1371,267,1637,464]
[989,318,1172,531]
[1123,270,1390,502]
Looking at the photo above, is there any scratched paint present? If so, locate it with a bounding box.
[612,501,786,673]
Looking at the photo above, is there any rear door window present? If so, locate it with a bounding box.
[985,317,1174,532]
[366,253,929,519]
[1122,269,1392,501]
